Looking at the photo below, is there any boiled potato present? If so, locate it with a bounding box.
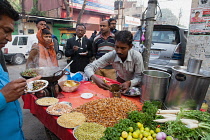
[63,80,78,87]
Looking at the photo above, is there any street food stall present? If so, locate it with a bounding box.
[21,67,210,140]
[22,76,143,140]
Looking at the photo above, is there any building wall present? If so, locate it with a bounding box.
[24,0,61,15]
[69,11,107,38]
[186,0,210,109]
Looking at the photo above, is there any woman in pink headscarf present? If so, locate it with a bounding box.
[26,28,58,69]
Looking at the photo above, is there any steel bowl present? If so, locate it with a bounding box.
[59,80,80,93]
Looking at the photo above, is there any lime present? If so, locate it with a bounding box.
[128,127,134,132]
[140,127,144,131]
[155,128,161,133]
[128,132,132,136]
[166,136,173,140]
[150,130,155,134]
[122,131,128,138]
[133,131,139,139]
[137,122,142,128]
[147,136,153,140]
[126,135,132,140]
[143,132,149,137]
[152,133,157,138]
[139,133,143,139]
[135,129,140,134]
[145,127,150,132]
[140,130,144,134]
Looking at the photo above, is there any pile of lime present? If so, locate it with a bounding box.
[120,122,161,140]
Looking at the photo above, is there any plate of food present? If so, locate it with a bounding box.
[57,112,86,129]
[35,97,59,106]
[25,80,48,93]
[46,102,73,116]
[122,87,141,97]
[73,122,106,140]
[80,93,93,99]
[59,101,72,106]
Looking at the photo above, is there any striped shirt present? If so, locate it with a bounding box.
[93,33,115,59]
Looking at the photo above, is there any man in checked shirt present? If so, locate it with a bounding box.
[85,30,144,93]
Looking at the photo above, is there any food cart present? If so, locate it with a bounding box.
[22,76,143,140]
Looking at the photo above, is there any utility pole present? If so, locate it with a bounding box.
[121,0,124,30]
[117,0,121,30]
[142,0,157,69]
[177,8,182,26]
[22,0,26,35]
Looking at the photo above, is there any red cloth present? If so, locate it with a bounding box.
[22,77,142,140]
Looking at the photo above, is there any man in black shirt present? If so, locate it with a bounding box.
[65,24,93,73]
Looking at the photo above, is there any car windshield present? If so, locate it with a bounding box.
[152,30,178,44]
[133,28,179,45]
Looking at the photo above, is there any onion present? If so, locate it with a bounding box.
[156,132,167,140]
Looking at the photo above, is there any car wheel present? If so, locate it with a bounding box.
[12,54,25,65]
[57,51,63,60]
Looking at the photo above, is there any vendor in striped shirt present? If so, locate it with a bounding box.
[92,20,116,80]
[85,30,144,93]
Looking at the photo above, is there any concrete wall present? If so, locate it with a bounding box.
[185,0,210,110]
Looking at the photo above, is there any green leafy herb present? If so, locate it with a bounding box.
[100,119,137,140]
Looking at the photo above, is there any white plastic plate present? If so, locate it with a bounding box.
[80,93,93,99]
[26,80,48,93]
[79,53,86,55]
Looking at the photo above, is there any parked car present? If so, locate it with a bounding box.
[3,35,64,65]
[3,35,31,65]
[132,24,188,73]
[57,45,64,60]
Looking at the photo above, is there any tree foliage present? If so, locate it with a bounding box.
[30,0,46,16]
[77,0,87,24]
[8,0,21,13]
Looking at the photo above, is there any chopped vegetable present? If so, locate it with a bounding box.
[156,114,177,118]
[21,69,38,77]
[157,109,180,114]
[180,119,199,125]
[185,123,199,129]
[153,118,176,123]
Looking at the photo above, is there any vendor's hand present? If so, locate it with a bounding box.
[91,75,110,90]
[73,46,79,51]
[0,78,27,102]
[120,81,131,94]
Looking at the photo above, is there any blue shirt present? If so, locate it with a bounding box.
[0,65,24,140]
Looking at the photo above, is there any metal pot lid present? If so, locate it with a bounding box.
[172,66,210,78]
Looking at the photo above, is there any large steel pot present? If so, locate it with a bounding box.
[141,70,171,102]
[164,66,210,110]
